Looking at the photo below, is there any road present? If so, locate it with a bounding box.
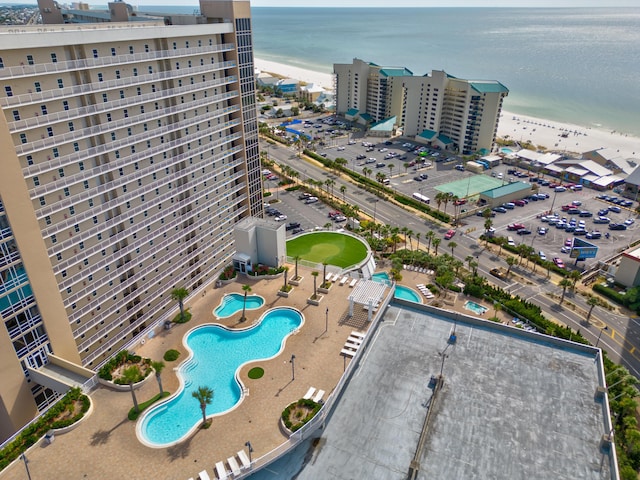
[267,141,640,377]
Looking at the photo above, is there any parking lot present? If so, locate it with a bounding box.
[272,117,639,270]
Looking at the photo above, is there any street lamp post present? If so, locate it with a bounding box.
[373,199,379,224]
[325,307,329,333]
[290,354,296,380]
[438,351,449,377]
[596,326,609,348]
[245,441,253,465]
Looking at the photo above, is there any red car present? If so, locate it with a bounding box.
[564,238,573,247]
[507,223,526,231]
[454,199,467,206]
[553,258,565,268]
[444,229,456,240]
[514,200,526,206]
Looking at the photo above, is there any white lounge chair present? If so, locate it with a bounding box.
[349,278,358,287]
[344,340,360,350]
[303,387,316,400]
[340,276,348,285]
[312,389,325,403]
[215,461,228,480]
[331,273,340,282]
[237,450,251,469]
[340,348,355,357]
[350,331,365,339]
[347,336,363,344]
[198,470,211,480]
[227,456,241,477]
[325,272,332,281]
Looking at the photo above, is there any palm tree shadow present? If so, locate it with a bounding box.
[167,432,196,462]
[275,379,294,397]
[90,417,130,446]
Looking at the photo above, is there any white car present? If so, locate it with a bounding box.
[625,218,635,226]
[275,215,287,221]
[538,251,547,260]
[337,146,345,151]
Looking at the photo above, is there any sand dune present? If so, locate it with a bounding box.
[255,57,640,159]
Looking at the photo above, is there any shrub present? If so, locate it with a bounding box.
[219,265,237,281]
[164,349,180,362]
[281,399,322,432]
[173,310,192,324]
[98,350,152,383]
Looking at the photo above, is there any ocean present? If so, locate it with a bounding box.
[139,6,640,137]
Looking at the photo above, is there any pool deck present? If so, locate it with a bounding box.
[0,266,509,480]
[0,266,391,480]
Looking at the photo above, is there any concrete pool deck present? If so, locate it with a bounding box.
[0,266,390,480]
[0,266,519,480]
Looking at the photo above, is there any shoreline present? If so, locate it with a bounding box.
[254,57,640,159]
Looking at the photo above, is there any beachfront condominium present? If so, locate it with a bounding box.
[334,58,508,155]
[0,0,260,441]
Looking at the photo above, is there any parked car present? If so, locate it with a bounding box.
[624,218,635,226]
[514,199,526,206]
[579,211,592,217]
[538,251,547,260]
[444,229,456,240]
[305,196,319,204]
[553,258,565,268]
[286,222,301,231]
[593,216,610,224]
[503,202,515,209]
[609,223,627,230]
[493,206,508,213]
[586,231,602,239]
[517,229,532,235]
[609,206,622,213]
[538,227,547,235]
[554,186,567,192]
[507,223,526,231]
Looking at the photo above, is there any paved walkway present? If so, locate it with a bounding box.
[1,267,375,480]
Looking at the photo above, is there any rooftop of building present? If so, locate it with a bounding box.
[481,181,532,198]
[469,80,510,94]
[369,116,396,132]
[379,67,413,77]
[292,301,613,479]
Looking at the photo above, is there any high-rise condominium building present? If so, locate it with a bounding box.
[0,0,261,441]
[334,58,508,155]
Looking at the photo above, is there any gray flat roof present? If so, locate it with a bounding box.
[282,303,614,480]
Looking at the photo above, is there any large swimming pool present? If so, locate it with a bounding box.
[137,307,304,447]
[214,292,264,318]
[372,272,421,303]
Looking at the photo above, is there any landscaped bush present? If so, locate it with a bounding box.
[593,283,625,305]
[219,265,237,281]
[173,310,192,324]
[281,398,322,432]
[163,349,180,362]
[0,388,90,471]
[252,264,285,276]
[98,350,151,383]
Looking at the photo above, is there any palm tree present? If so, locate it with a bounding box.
[312,270,319,297]
[407,229,414,251]
[241,284,252,321]
[122,365,141,413]
[484,218,493,237]
[426,230,435,254]
[192,386,214,427]
[340,185,347,203]
[283,266,289,289]
[387,163,394,178]
[171,287,189,322]
[448,241,457,257]
[151,360,165,395]
[363,167,372,179]
[559,278,572,305]
[469,260,479,276]
[442,192,453,213]
[322,262,328,287]
[434,192,444,211]
[586,296,599,323]
[433,238,441,256]
[376,172,386,184]
[415,232,421,251]
[493,301,502,320]
[569,269,581,291]
[293,255,301,279]
[506,256,516,276]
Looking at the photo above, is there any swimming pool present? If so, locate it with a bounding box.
[137,307,304,447]
[394,285,422,303]
[214,292,265,318]
[500,147,514,155]
[372,272,391,284]
[464,300,488,315]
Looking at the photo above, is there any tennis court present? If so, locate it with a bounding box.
[435,175,504,199]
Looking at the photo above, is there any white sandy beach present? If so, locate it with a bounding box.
[255,57,640,160]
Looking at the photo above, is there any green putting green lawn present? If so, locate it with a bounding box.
[286,232,368,268]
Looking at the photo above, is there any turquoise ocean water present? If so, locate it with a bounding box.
[139,6,640,136]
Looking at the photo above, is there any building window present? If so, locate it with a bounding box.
[57,79,63,88]
[97,73,103,82]
[26,55,34,65]
[0,57,3,68]
[33,176,40,186]
[41,105,47,115]
[53,147,59,158]
[83,180,89,189]
[119,90,124,99]
[26,155,33,165]
[20,133,27,144]
[39,196,45,206]
[73,142,79,152]
[111,47,116,56]
[58,167,64,178]
[102,93,108,103]
[132,68,138,77]
[144,44,149,52]
[69,205,75,215]
[79,161,84,171]
[68,122,74,132]
[129,46,134,54]
[5,86,12,97]
[51,53,57,63]
[47,127,53,137]
[63,187,70,197]
[115,69,120,79]
[92,49,98,58]
[12,110,20,121]
[51,234,56,244]
[62,100,69,111]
